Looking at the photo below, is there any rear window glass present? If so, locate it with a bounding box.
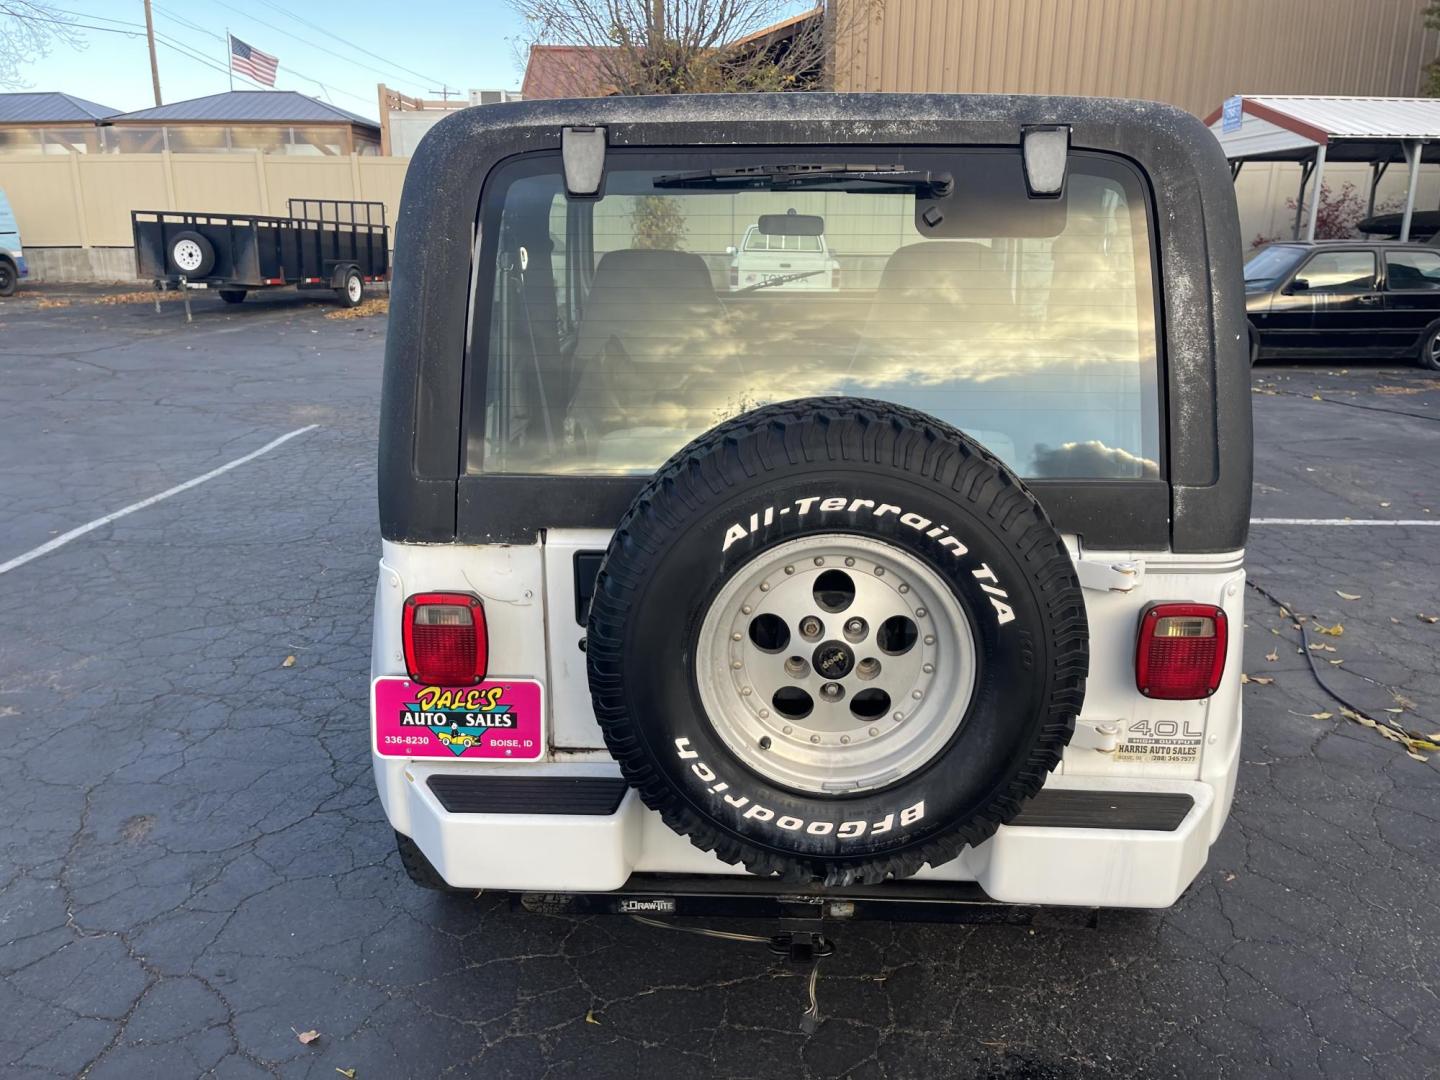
[470,149,1160,480]
[742,230,823,252]
[1385,249,1440,290]
[1244,244,1304,283]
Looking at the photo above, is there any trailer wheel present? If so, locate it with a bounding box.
[167,232,214,277]
[218,289,246,304]
[337,268,363,308]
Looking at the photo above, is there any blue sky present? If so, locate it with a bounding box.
[15,0,530,117]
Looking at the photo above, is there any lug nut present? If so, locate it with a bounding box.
[785,656,809,678]
[820,681,844,702]
[799,616,823,640]
[856,657,881,681]
[844,617,866,638]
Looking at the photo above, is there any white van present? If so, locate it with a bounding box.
[0,189,27,297]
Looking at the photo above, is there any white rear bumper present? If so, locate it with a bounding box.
[376,747,1232,909]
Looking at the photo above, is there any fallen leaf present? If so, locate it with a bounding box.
[294,1029,320,1045]
[336,1071,357,1080]
[1394,694,1418,710]
[1309,712,1333,720]
[1265,648,1279,662]
[1314,622,1344,636]
[585,1010,602,1026]
[281,655,297,668]
[1243,675,1274,685]
[1380,501,1392,507]
[1308,642,1336,652]
[1278,606,1291,619]
[1419,614,1439,624]
[1311,394,1322,401]
[1335,591,1361,601]
[1223,872,1237,882]
[1329,658,1344,665]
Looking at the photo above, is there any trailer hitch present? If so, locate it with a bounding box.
[768,929,835,964]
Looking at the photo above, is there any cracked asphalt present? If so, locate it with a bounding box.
[1,286,1438,1079]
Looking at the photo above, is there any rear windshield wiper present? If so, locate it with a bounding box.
[653,163,954,197]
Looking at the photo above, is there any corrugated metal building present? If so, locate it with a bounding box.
[0,92,120,153]
[833,0,1439,117]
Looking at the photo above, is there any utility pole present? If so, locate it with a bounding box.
[142,0,162,106]
[650,0,665,46]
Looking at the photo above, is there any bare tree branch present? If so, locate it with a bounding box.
[0,1,85,90]
[509,0,883,96]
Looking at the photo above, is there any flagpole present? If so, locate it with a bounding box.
[226,29,233,91]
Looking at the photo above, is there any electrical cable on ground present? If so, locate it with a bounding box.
[629,915,828,1032]
[1246,579,1439,756]
[1258,386,1440,424]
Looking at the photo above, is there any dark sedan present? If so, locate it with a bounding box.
[1245,241,1440,370]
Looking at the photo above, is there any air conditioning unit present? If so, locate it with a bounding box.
[469,89,521,106]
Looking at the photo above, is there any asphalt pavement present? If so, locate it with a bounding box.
[0,286,1437,1079]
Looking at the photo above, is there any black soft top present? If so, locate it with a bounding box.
[379,93,1251,553]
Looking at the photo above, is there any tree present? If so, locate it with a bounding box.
[1425,1,1440,95]
[509,0,883,96]
[630,195,687,249]
[1,2,84,90]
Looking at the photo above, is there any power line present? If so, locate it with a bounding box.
[168,0,425,95]
[250,0,452,88]
[44,3,376,108]
[149,5,376,107]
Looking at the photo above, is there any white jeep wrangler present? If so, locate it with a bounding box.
[372,94,1251,914]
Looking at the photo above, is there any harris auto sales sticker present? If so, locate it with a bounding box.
[371,678,543,760]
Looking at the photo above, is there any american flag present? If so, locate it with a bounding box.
[229,36,279,87]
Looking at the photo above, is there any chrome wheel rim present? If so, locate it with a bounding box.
[695,534,977,795]
[173,239,203,272]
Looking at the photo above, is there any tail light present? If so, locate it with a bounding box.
[402,592,487,685]
[1135,603,1227,700]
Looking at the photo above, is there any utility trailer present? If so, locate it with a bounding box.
[133,198,389,308]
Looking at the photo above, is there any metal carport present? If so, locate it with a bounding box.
[1204,95,1440,242]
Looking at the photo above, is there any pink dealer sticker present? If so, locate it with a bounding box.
[372,678,543,760]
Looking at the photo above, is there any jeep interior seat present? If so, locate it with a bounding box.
[858,241,1020,466]
[568,249,736,456]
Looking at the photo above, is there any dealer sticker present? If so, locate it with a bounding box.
[1113,717,1203,764]
[371,678,543,760]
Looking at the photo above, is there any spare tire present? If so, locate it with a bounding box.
[167,231,215,277]
[587,398,1087,886]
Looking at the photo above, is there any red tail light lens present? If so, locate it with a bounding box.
[402,592,487,685]
[1135,603,1227,700]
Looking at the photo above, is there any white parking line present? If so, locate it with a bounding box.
[1251,518,1440,526]
[0,425,319,577]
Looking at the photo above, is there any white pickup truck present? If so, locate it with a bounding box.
[728,214,840,291]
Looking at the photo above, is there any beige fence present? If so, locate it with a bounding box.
[3,151,410,249]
